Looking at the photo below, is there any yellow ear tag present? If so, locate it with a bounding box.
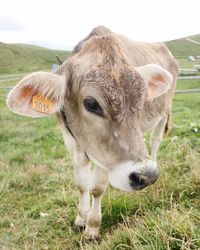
[32,94,52,114]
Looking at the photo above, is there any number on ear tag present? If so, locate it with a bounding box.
[32,94,52,114]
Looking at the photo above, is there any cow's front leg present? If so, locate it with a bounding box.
[73,148,91,230]
[84,167,109,240]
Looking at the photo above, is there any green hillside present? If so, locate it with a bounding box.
[165,34,200,57]
[0,42,70,74]
[190,34,200,42]
[0,33,200,75]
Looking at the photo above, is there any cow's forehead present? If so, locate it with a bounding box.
[82,67,146,118]
[65,34,146,118]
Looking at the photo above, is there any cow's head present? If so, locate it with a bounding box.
[7,35,172,191]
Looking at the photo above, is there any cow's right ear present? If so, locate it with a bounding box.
[136,64,173,101]
[7,72,66,118]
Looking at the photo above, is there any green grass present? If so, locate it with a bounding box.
[177,79,200,90]
[0,89,200,249]
[189,34,200,43]
[0,37,200,249]
[177,59,200,73]
[165,34,200,57]
[0,42,70,74]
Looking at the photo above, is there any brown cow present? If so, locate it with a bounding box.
[7,26,179,240]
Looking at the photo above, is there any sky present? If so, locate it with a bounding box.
[0,0,199,50]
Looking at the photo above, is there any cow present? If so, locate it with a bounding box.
[7,26,179,240]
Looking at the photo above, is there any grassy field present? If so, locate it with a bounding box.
[165,34,200,57]
[177,59,200,73]
[0,37,200,249]
[189,34,200,43]
[0,43,69,74]
[0,80,200,249]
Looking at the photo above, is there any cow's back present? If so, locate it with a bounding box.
[73,26,179,85]
[115,32,179,123]
[118,34,179,81]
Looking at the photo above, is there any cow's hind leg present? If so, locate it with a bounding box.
[150,116,168,161]
[84,167,109,240]
[73,147,91,230]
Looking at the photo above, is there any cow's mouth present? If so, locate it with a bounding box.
[108,159,159,191]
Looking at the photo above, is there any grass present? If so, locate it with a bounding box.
[177,59,200,74]
[189,34,200,43]
[0,42,70,74]
[0,87,200,249]
[176,79,200,90]
[0,38,200,249]
[165,34,200,57]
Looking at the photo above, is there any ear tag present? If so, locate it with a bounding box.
[32,94,52,114]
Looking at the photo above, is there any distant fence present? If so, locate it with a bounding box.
[0,73,28,84]
[179,69,198,76]
[0,86,13,98]
[0,73,28,99]
[0,76,200,99]
[175,75,200,94]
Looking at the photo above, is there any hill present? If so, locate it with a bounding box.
[1,33,200,75]
[0,42,70,74]
[165,34,200,58]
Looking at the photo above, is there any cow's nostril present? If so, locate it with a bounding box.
[129,172,148,190]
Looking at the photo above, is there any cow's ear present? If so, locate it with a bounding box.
[7,72,66,117]
[136,64,173,101]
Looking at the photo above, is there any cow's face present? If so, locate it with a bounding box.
[7,37,172,192]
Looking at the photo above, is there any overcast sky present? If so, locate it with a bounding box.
[0,0,199,50]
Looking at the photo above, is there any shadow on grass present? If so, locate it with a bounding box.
[100,190,146,233]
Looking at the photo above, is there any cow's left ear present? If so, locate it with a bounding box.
[136,64,173,101]
[7,72,66,118]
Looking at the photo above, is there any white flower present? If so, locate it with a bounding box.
[40,212,49,218]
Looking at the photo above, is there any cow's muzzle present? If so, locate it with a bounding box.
[108,159,159,192]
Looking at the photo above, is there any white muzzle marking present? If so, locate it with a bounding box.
[108,159,158,192]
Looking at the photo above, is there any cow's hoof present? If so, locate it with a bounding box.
[72,224,85,232]
[84,227,101,242]
[74,215,86,231]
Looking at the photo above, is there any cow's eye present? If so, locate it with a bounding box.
[83,98,104,117]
